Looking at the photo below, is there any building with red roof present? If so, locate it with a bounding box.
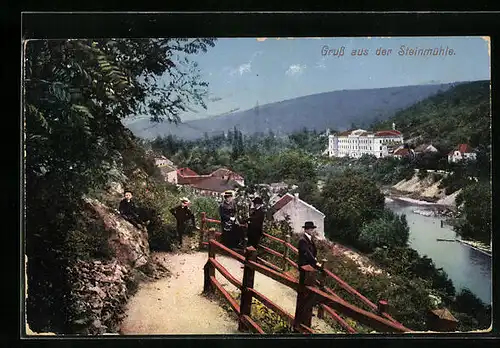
[448,144,476,163]
[328,124,404,159]
[175,167,245,196]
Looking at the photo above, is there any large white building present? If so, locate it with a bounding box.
[328,126,404,159]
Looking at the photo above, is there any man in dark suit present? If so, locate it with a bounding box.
[246,197,265,248]
[219,190,237,247]
[298,221,323,269]
[119,190,143,228]
[170,197,197,247]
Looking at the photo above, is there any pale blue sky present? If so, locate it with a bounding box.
[167,37,490,121]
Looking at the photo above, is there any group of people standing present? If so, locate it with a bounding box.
[118,189,324,271]
[219,190,265,250]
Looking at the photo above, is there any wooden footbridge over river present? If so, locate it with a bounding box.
[196,213,458,334]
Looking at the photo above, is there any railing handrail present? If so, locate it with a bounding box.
[259,230,400,324]
[306,286,411,333]
[199,213,412,334]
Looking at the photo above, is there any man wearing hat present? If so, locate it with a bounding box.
[246,197,265,248]
[298,221,323,269]
[219,190,237,247]
[170,197,197,247]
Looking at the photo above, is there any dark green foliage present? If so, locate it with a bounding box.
[453,181,492,244]
[358,209,410,251]
[371,81,491,150]
[25,38,215,332]
[319,171,385,245]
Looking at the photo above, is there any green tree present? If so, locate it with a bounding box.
[25,38,216,332]
[320,170,385,245]
[454,181,492,244]
[358,209,410,251]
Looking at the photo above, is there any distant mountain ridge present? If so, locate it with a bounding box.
[127,82,471,140]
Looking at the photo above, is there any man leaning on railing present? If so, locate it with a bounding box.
[298,221,324,270]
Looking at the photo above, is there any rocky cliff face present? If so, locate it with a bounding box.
[391,172,461,207]
[392,173,445,201]
[84,197,150,269]
[61,197,158,335]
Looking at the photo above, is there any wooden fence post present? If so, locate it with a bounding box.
[199,212,207,249]
[377,299,388,316]
[293,265,317,330]
[282,234,291,271]
[203,239,216,295]
[239,246,257,332]
[317,259,328,320]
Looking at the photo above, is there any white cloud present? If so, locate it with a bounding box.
[231,62,251,76]
[227,51,262,77]
[286,64,306,76]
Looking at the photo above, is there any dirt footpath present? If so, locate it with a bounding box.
[120,251,238,335]
[120,250,335,335]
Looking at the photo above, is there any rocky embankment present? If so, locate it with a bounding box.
[388,173,461,218]
[41,195,168,336]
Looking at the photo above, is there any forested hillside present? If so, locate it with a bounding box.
[372,80,491,152]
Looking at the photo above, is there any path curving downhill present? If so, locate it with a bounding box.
[120,250,334,335]
[120,251,238,335]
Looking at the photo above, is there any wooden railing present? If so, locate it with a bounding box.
[198,213,417,334]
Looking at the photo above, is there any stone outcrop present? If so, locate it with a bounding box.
[393,174,446,200]
[66,259,130,335]
[83,197,150,269]
[61,197,154,335]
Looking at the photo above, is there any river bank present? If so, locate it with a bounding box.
[385,198,492,304]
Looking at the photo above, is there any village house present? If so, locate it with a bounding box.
[182,176,242,198]
[414,143,439,155]
[150,153,178,184]
[154,155,174,167]
[271,193,326,240]
[447,144,477,163]
[392,147,412,159]
[210,167,245,187]
[175,166,245,196]
[328,123,404,159]
[158,164,178,185]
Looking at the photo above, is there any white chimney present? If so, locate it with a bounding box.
[392,122,396,130]
[294,193,299,199]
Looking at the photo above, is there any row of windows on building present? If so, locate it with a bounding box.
[335,145,384,150]
[338,138,374,144]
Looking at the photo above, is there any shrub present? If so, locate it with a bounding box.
[212,290,293,334]
[357,210,409,251]
[123,174,182,251]
[192,196,220,223]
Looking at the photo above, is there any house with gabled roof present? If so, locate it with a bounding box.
[154,154,174,167]
[271,193,326,240]
[210,167,245,186]
[414,143,439,155]
[188,176,242,197]
[158,164,178,185]
[448,144,477,163]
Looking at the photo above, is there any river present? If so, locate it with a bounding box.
[385,198,492,305]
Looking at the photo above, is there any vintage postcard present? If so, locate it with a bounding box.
[23,35,491,336]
